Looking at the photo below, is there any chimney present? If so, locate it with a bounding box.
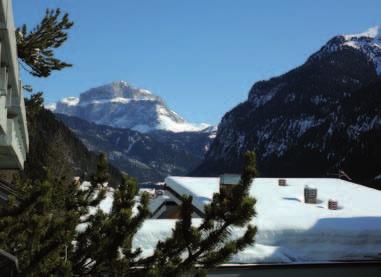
[328,199,338,210]
[219,174,241,193]
[304,185,317,204]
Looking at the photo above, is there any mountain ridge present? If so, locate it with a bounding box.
[193,27,381,189]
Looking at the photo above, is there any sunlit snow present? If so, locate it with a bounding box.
[133,177,381,263]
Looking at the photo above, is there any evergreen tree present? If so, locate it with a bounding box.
[1,151,258,276]
[0,173,77,276]
[16,8,74,77]
[22,92,75,182]
[141,151,257,276]
[0,154,112,276]
[66,152,149,275]
[71,174,150,275]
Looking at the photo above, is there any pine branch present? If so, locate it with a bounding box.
[16,8,74,77]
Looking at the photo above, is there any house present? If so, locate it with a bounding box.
[140,176,381,275]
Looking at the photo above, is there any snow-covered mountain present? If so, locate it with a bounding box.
[50,81,211,133]
[193,26,381,189]
[311,26,381,74]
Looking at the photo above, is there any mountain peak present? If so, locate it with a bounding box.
[312,26,381,74]
[111,80,153,95]
[50,81,212,133]
[342,26,380,40]
[113,80,129,86]
[78,81,158,104]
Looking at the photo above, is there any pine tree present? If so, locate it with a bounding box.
[69,151,257,276]
[140,151,257,276]
[22,92,76,182]
[0,173,77,276]
[1,151,258,276]
[71,154,151,276]
[16,8,74,77]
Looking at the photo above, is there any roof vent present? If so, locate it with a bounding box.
[328,199,338,210]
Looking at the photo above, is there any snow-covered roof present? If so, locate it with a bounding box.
[133,177,381,264]
[165,176,219,212]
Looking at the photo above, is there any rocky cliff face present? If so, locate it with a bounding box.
[194,27,381,188]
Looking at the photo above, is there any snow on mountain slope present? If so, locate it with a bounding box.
[193,26,381,188]
[314,26,381,74]
[49,81,211,133]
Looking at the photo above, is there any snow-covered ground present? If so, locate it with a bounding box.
[133,177,381,263]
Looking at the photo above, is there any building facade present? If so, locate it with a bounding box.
[0,0,27,274]
[0,0,28,170]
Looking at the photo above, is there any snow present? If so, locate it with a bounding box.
[251,85,282,108]
[61,96,79,106]
[343,26,380,40]
[76,181,143,233]
[110,97,132,104]
[310,95,327,105]
[45,102,56,111]
[138,88,152,95]
[165,177,219,212]
[79,181,114,215]
[131,124,153,133]
[124,136,136,154]
[74,97,134,106]
[148,194,171,214]
[292,116,322,137]
[314,26,381,74]
[157,114,210,133]
[342,27,381,74]
[133,177,381,263]
[76,182,114,233]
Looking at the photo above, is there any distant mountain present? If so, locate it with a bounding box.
[21,99,123,186]
[56,114,215,182]
[50,81,211,133]
[193,26,381,189]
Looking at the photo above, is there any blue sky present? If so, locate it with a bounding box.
[14,0,381,125]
